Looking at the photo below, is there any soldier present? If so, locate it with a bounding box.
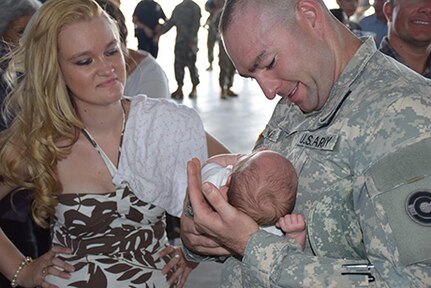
[380,0,431,78]
[161,0,201,99]
[213,7,238,99]
[204,0,222,71]
[181,0,431,287]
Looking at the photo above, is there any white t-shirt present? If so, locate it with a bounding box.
[124,51,170,99]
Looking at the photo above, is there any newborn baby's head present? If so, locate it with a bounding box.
[227,150,298,226]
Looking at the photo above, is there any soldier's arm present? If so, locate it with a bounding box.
[159,9,176,35]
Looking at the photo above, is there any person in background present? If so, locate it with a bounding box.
[0,0,229,287]
[0,1,45,287]
[355,0,371,20]
[161,0,201,100]
[330,7,349,24]
[97,0,169,99]
[359,0,388,46]
[214,5,239,99]
[380,0,430,78]
[336,0,362,30]
[204,0,223,71]
[180,0,431,287]
[132,0,166,58]
[0,0,41,120]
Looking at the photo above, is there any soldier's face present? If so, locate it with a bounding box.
[223,4,336,113]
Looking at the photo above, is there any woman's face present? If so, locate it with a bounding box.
[2,14,33,44]
[57,16,126,111]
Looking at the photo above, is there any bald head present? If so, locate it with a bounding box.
[220,0,302,35]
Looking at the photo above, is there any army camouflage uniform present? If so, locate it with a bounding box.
[218,41,236,90]
[186,38,431,287]
[215,10,236,91]
[204,1,219,67]
[161,0,201,87]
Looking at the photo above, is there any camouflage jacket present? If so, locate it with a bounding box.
[185,38,431,287]
[218,38,431,287]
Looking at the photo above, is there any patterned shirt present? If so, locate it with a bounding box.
[380,36,431,79]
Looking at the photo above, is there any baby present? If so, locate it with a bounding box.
[200,150,306,249]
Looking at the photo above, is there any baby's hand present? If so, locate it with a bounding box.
[276,213,306,234]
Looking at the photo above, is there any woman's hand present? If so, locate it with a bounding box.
[160,245,198,288]
[19,246,74,288]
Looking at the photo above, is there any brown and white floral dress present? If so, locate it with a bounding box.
[48,189,171,287]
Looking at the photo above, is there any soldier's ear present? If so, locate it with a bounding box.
[296,0,326,40]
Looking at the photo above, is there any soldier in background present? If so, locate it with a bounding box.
[204,0,223,71]
[214,6,238,99]
[132,0,166,58]
[161,0,201,99]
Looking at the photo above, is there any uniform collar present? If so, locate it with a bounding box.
[311,37,377,130]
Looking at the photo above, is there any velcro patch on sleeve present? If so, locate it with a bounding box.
[366,138,431,265]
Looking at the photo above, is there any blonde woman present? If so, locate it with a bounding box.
[0,0,228,287]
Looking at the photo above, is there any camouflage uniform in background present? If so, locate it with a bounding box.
[211,1,237,98]
[161,0,201,89]
[215,11,236,98]
[218,41,235,92]
[186,38,431,287]
[204,0,220,69]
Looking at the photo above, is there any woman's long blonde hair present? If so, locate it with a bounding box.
[0,0,120,228]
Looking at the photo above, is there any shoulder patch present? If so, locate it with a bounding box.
[406,190,431,227]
